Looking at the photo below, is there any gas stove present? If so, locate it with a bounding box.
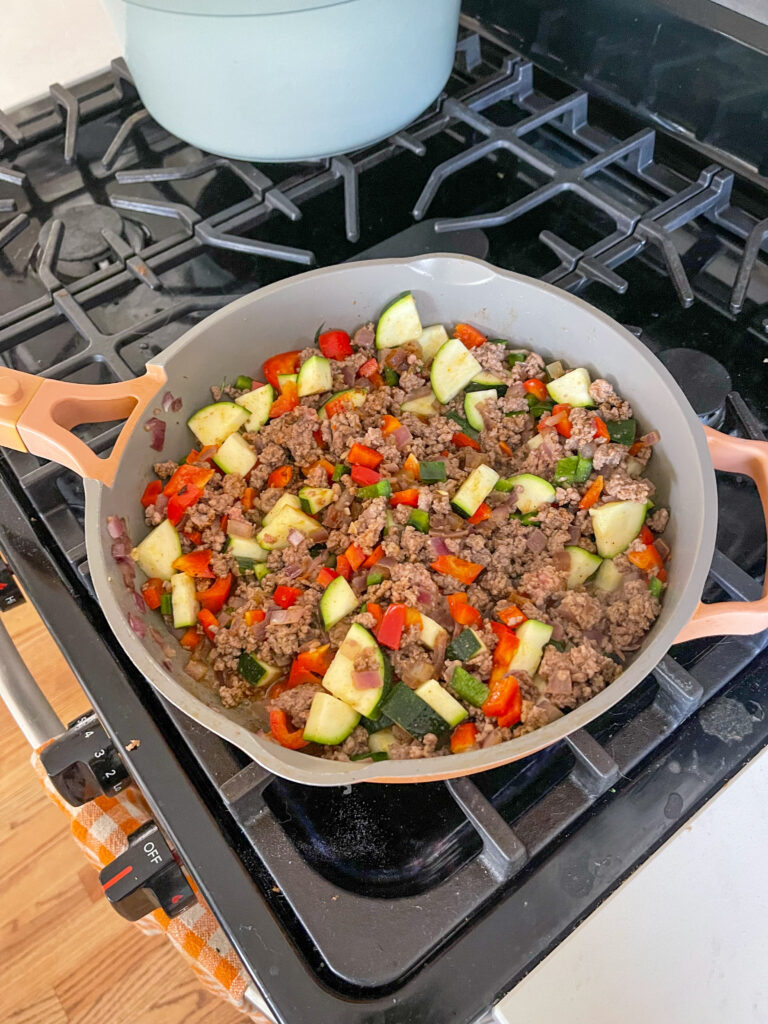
[0,14,767,1024]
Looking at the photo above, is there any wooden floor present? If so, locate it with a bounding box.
[0,599,247,1024]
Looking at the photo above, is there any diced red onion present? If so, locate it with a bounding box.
[127,612,146,639]
[351,572,368,595]
[430,536,450,558]
[526,529,547,553]
[551,622,565,642]
[227,519,254,540]
[403,384,432,400]
[106,515,124,539]
[376,555,397,570]
[185,659,207,681]
[144,417,166,452]
[155,492,168,513]
[584,628,605,644]
[163,659,174,672]
[342,363,357,387]
[266,606,305,625]
[534,698,564,723]
[391,425,413,449]
[388,347,410,370]
[162,391,174,412]
[303,554,325,578]
[655,538,670,561]
[116,558,136,590]
[568,525,581,544]
[547,670,572,694]
[352,670,383,690]
[417,588,433,605]
[132,589,146,615]
[432,633,447,674]
[640,430,660,446]
[110,536,130,560]
[251,621,267,643]
[479,401,496,429]
[287,528,304,547]
[310,527,329,544]
[283,561,304,580]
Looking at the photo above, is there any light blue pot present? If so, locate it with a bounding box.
[103,0,462,161]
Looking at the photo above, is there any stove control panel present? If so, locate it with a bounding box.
[0,561,24,610]
[99,821,197,920]
[40,711,130,806]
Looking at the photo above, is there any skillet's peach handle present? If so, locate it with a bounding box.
[675,424,768,643]
[0,366,167,487]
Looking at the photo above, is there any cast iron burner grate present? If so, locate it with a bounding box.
[0,19,767,1024]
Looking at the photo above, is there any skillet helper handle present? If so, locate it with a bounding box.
[0,365,166,486]
[675,424,768,643]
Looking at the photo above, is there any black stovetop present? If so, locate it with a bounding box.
[1,17,767,1024]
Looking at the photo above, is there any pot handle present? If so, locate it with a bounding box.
[0,366,166,487]
[675,424,768,643]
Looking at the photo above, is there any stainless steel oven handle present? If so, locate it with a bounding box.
[0,616,63,748]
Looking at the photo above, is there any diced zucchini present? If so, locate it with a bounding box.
[369,728,397,754]
[227,534,269,564]
[366,570,385,586]
[380,681,450,738]
[408,509,430,533]
[546,367,594,408]
[350,751,389,762]
[607,417,636,446]
[498,473,556,515]
[376,292,422,349]
[507,350,528,366]
[298,486,334,514]
[132,519,181,581]
[471,370,507,391]
[419,460,446,482]
[235,384,274,432]
[358,480,392,500]
[446,411,479,440]
[419,613,448,651]
[235,374,253,391]
[238,652,281,688]
[414,679,467,727]
[277,373,298,389]
[626,456,645,478]
[383,367,399,386]
[319,575,358,629]
[360,709,394,733]
[318,389,367,420]
[384,509,396,536]
[430,337,482,404]
[322,623,386,717]
[451,464,500,518]
[450,665,489,708]
[649,575,664,599]
[187,401,249,447]
[445,627,486,663]
[526,434,543,451]
[417,323,449,362]
[564,545,602,589]
[160,593,172,616]
[170,572,198,629]
[593,558,625,593]
[590,500,649,558]
[464,389,497,431]
[256,504,327,550]
[401,393,440,417]
[507,619,553,676]
[332,463,349,482]
[302,692,360,745]
[297,354,332,397]
[263,492,301,524]
[545,360,565,379]
[212,432,257,476]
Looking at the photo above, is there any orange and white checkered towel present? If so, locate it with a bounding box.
[32,750,273,1023]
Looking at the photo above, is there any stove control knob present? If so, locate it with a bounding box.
[99,821,196,920]
[40,711,130,806]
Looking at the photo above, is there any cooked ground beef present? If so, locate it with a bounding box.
[131,309,669,763]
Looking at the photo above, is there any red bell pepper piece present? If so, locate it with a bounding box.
[267,465,293,489]
[269,708,309,749]
[497,682,523,728]
[166,484,203,526]
[538,404,572,437]
[628,441,645,456]
[628,543,664,573]
[323,392,361,418]
[390,488,419,508]
[182,529,202,546]
[303,458,335,481]
[453,323,487,349]
[489,620,520,684]
[430,554,484,585]
[593,415,610,441]
[220,515,228,533]
[296,644,333,676]
[163,463,214,498]
[344,544,366,571]
[499,440,514,457]
[269,380,299,418]
[274,585,302,609]
[467,501,492,525]
[403,453,420,478]
[141,577,164,610]
[244,608,266,627]
[447,593,483,628]
[357,358,380,379]
[347,443,383,469]
[523,378,548,402]
[657,567,668,583]
[381,415,401,436]
[197,608,219,643]
[173,549,215,578]
[287,661,322,689]
[263,350,301,390]
[140,480,162,508]
[452,431,482,451]
[450,721,479,753]
[578,474,604,510]
[316,567,339,588]
[313,428,326,450]
[242,487,255,511]
[363,544,384,568]
[404,608,422,629]
[497,604,527,629]
[366,602,384,628]
[639,524,654,546]
[335,554,352,581]
[376,603,407,649]
[196,574,232,614]
[482,673,521,720]
[317,330,352,360]
[350,467,381,489]
[179,626,201,651]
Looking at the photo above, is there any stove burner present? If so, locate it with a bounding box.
[36,205,145,280]
[658,348,732,427]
